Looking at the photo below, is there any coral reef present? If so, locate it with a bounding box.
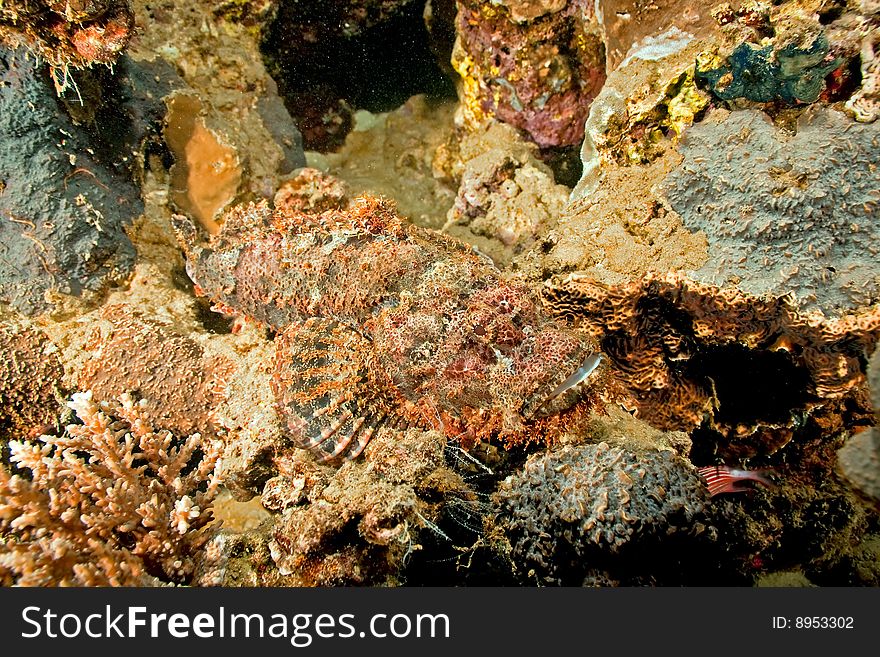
[442,120,569,257]
[196,426,477,586]
[694,0,867,111]
[175,195,604,460]
[78,305,234,438]
[0,48,140,315]
[451,0,606,148]
[0,391,220,586]
[494,441,711,585]
[0,322,65,448]
[710,468,877,585]
[543,272,880,461]
[696,34,841,105]
[0,1,134,87]
[1,0,877,589]
[661,107,880,316]
[572,29,711,197]
[600,0,726,71]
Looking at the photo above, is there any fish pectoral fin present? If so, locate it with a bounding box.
[272,318,392,461]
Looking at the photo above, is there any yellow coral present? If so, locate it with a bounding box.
[451,45,489,128]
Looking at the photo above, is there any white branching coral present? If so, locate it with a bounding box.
[0,391,221,586]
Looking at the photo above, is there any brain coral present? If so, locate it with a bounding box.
[660,107,880,316]
[494,442,709,585]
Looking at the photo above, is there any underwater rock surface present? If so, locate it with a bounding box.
[662,107,880,316]
[0,49,140,315]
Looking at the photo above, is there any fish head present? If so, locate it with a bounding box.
[511,325,604,420]
[460,283,603,420]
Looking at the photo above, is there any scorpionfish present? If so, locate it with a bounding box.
[173,195,604,461]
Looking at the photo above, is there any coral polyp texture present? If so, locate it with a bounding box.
[494,441,711,585]
[79,305,234,438]
[174,195,603,461]
[543,272,880,461]
[0,392,221,586]
[0,0,134,75]
[0,322,64,447]
[660,108,880,316]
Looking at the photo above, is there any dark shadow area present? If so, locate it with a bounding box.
[685,343,811,429]
[262,1,457,151]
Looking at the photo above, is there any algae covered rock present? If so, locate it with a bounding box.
[0,49,140,315]
[0,0,134,81]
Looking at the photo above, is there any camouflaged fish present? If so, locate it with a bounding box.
[173,196,603,461]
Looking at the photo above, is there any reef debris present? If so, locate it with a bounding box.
[265,428,460,585]
[174,195,604,461]
[0,391,221,586]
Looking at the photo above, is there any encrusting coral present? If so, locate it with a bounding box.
[451,0,606,149]
[0,323,64,447]
[0,391,221,586]
[79,304,234,439]
[543,272,880,461]
[661,107,880,316]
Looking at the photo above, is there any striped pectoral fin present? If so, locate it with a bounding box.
[271,318,392,462]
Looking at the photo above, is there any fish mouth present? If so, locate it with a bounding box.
[523,352,603,419]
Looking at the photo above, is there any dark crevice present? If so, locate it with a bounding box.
[261,1,457,151]
[685,344,811,429]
